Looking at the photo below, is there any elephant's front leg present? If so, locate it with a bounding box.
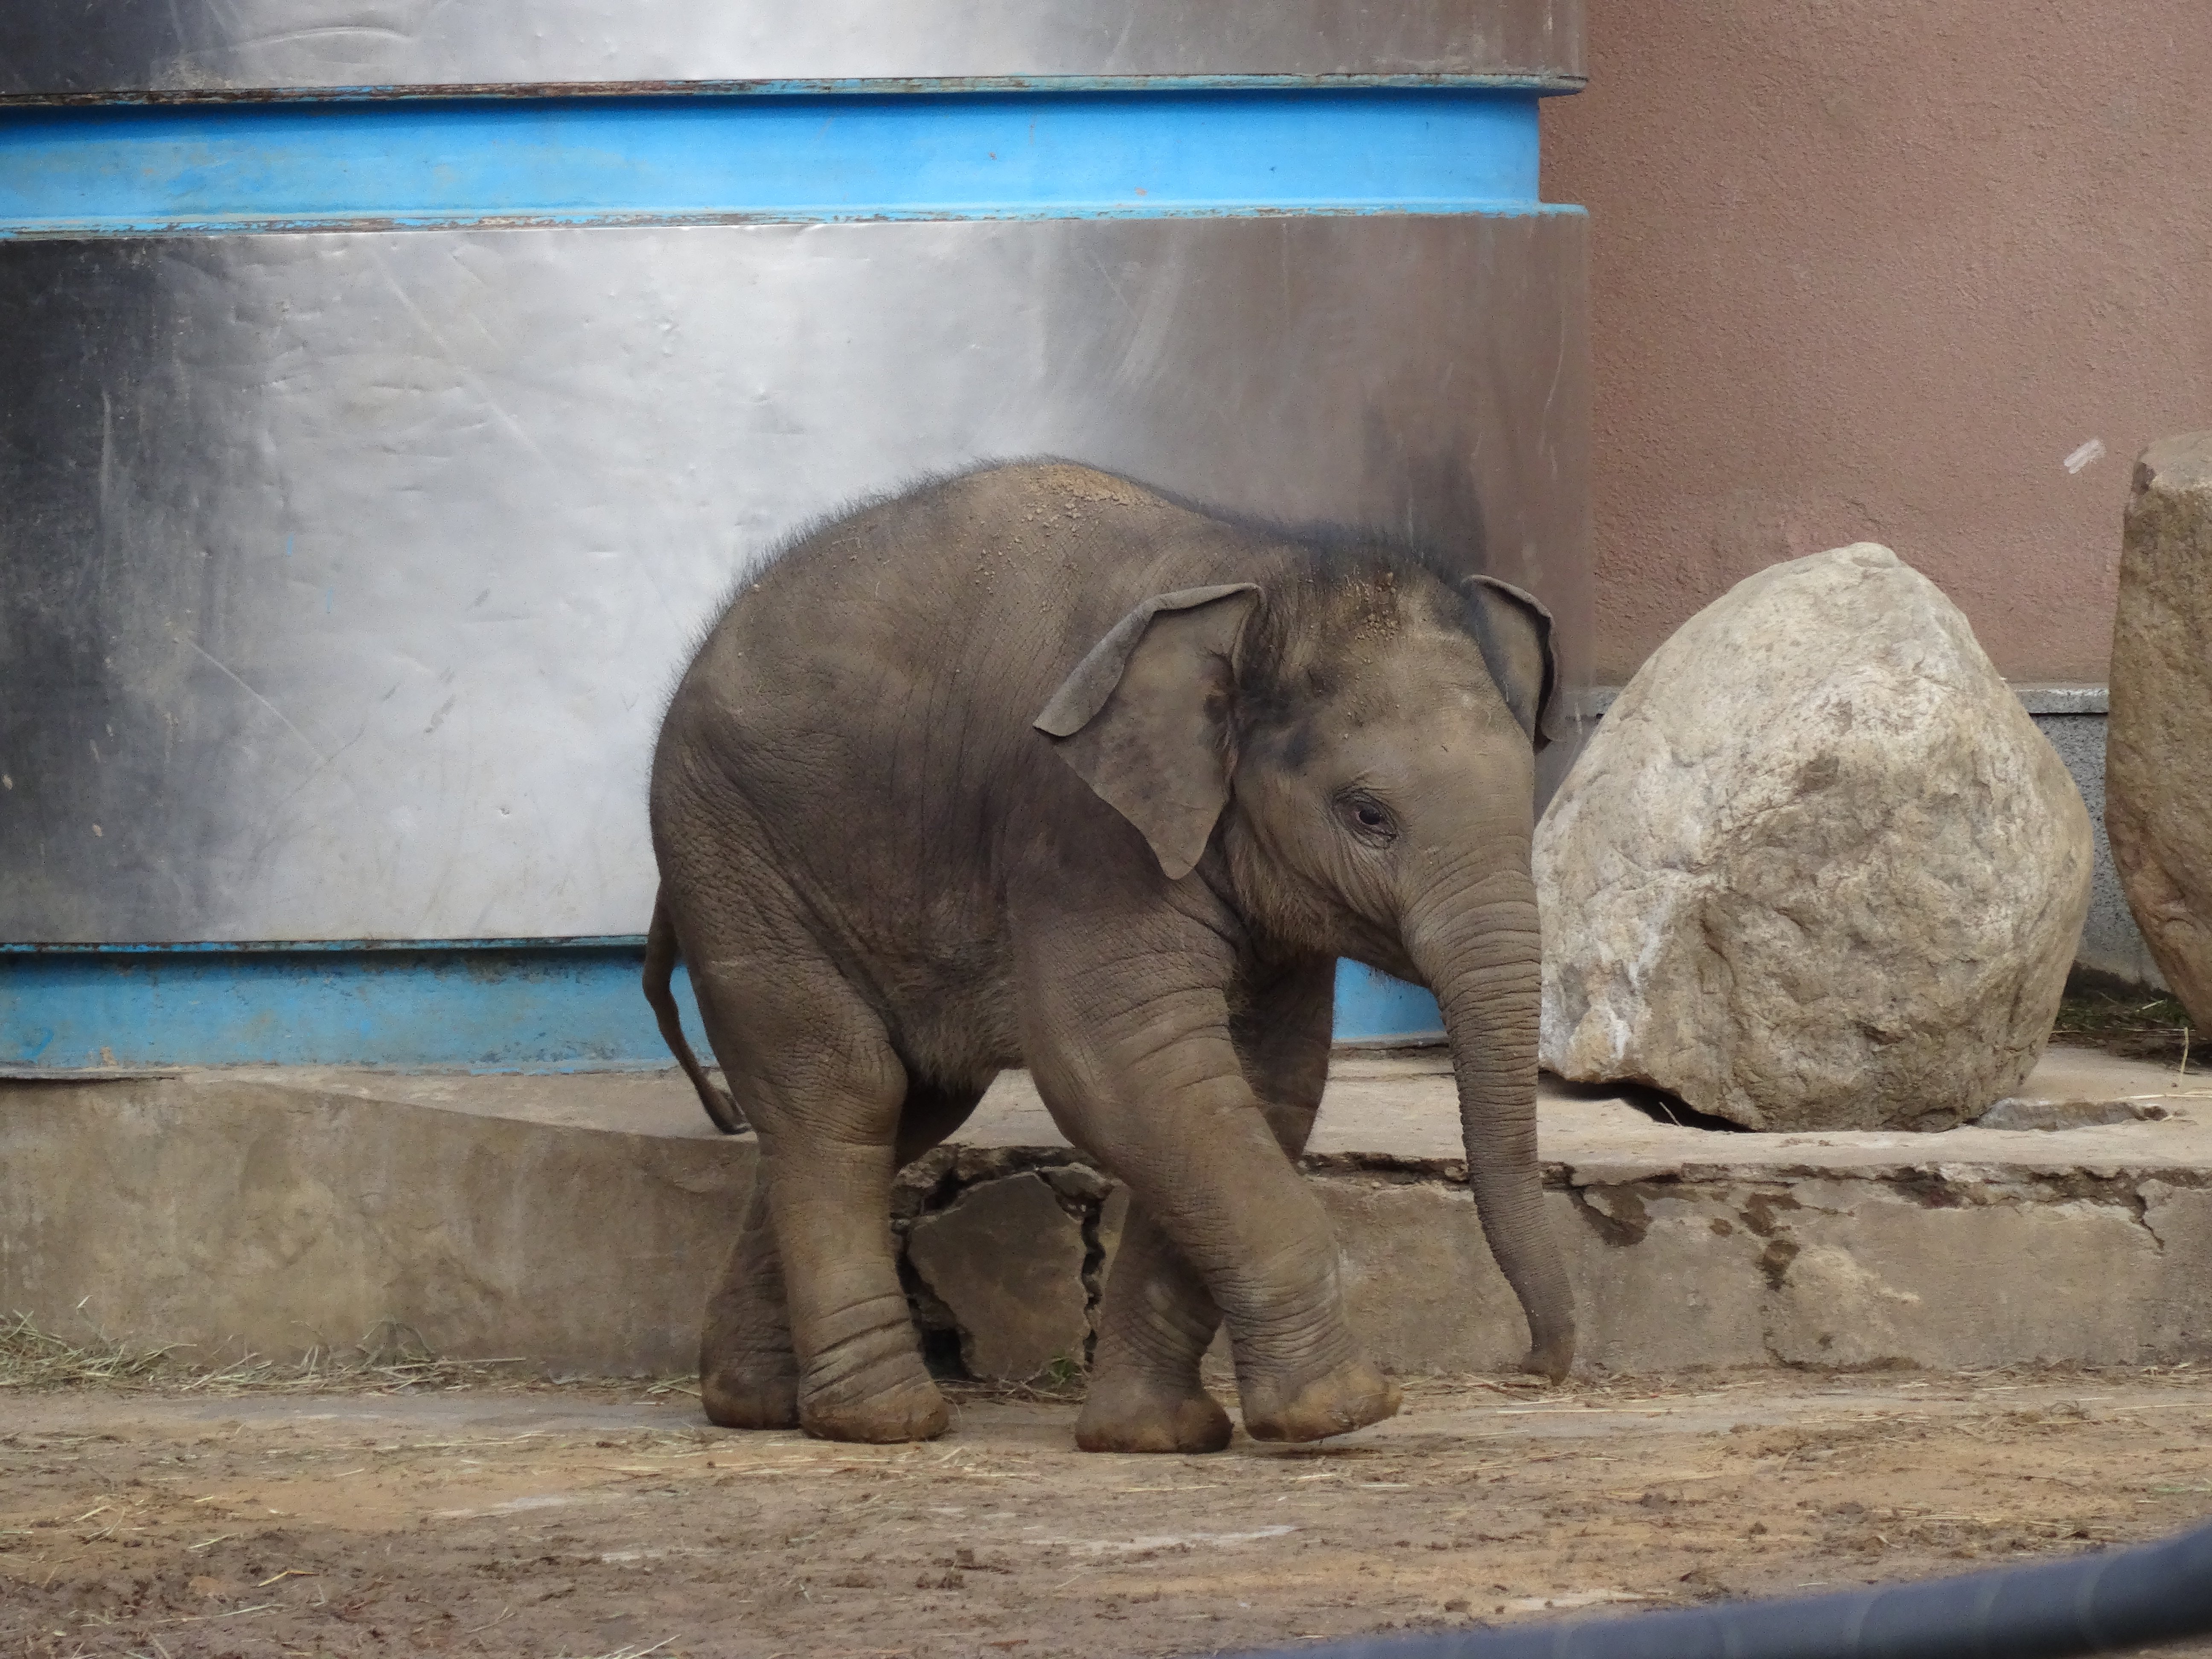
[1022,930,1395,1447]
[1076,1212,1233,1452]
[1076,954,1348,1452]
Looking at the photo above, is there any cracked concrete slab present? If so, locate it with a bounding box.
[2,1047,2206,1378]
[907,1173,1091,1381]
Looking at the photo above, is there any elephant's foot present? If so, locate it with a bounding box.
[796,1345,942,1451]
[1239,1358,1400,1443]
[701,1359,800,1430]
[799,1363,950,1444]
[1074,1372,1234,1454]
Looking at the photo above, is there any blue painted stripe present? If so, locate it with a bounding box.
[2,944,1443,1070]
[0,936,649,955]
[0,942,714,1073]
[0,88,1554,237]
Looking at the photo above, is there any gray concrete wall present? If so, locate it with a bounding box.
[2029,701,2167,990]
[1327,1170,2212,1375]
[0,1073,756,1375]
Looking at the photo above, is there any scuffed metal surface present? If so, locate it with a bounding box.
[4,75,1584,109]
[1,2,1583,97]
[0,216,1588,942]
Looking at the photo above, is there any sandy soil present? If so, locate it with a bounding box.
[4,1367,2211,1659]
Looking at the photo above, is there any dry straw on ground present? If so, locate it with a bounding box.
[0,1310,551,1397]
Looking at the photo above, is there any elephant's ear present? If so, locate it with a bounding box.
[1034,583,1262,880]
[1461,575,1559,751]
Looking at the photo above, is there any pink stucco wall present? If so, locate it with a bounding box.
[1543,0,2212,684]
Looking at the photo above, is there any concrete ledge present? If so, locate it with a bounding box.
[1574,683,2110,718]
[4,1050,2207,1379]
[2010,684,2111,715]
[0,1071,751,1374]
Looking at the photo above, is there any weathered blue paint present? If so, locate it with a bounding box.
[0,937,649,955]
[0,941,710,1072]
[1333,961,1447,1045]
[0,88,1551,237]
[1,943,1441,1069]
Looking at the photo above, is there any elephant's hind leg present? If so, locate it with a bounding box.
[701,1074,984,1432]
[701,1174,798,1429]
[762,1072,950,1441]
[680,926,950,1444]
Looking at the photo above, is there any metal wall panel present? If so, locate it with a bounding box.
[2,2,1583,98]
[0,213,1588,943]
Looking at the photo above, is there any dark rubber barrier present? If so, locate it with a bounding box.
[1230,1519,2212,1659]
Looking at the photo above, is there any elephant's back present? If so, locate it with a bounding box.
[743,458,1209,642]
[667,462,1232,758]
[652,462,1249,876]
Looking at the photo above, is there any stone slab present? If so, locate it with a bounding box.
[3,1048,2207,1380]
[907,1172,1091,1381]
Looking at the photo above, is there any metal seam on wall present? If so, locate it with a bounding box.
[0,937,653,954]
[3,75,1587,107]
[0,89,1556,237]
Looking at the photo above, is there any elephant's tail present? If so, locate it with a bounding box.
[643,887,748,1135]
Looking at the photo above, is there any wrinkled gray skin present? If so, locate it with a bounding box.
[643,462,1573,1452]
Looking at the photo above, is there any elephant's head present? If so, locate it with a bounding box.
[1034,558,1575,1380]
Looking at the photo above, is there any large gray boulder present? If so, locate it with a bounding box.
[1537,543,2092,1132]
[2108,434,2212,1029]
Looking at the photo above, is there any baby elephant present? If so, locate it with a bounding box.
[643,461,1574,1451]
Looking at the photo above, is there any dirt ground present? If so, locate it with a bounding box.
[5,1367,2212,1659]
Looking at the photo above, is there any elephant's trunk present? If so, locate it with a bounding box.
[1408,859,1576,1381]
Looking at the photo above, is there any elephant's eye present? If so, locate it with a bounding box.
[1338,791,1398,845]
